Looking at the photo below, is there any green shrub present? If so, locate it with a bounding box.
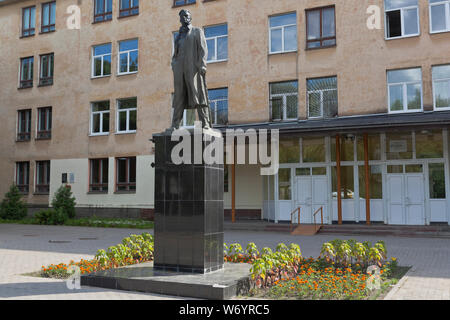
[95,233,154,267]
[34,208,68,225]
[0,185,28,220]
[51,185,76,219]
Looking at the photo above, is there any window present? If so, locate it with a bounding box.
[278,168,291,200]
[119,0,139,17]
[90,158,109,192]
[39,53,54,86]
[91,101,110,135]
[116,157,136,191]
[387,68,422,112]
[331,135,355,161]
[429,0,450,33]
[279,136,300,163]
[432,64,450,110]
[92,43,112,77]
[332,166,354,199]
[306,6,336,49]
[117,98,137,133]
[16,162,30,193]
[22,6,36,37]
[17,109,31,141]
[94,0,112,22]
[358,165,383,199]
[205,24,228,62]
[173,0,196,6]
[37,107,52,140]
[41,1,56,33]
[118,39,138,75]
[35,160,50,193]
[269,12,297,54]
[270,81,298,121]
[307,76,338,118]
[20,57,34,88]
[356,134,381,160]
[208,88,228,125]
[416,129,443,158]
[386,132,413,160]
[385,0,419,38]
[429,163,445,198]
[302,137,325,163]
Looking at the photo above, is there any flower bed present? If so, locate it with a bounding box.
[40,235,405,300]
[41,233,154,278]
[223,239,401,300]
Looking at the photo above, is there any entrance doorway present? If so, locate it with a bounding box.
[295,167,328,224]
[387,164,425,225]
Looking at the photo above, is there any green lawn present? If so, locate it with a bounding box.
[0,217,154,229]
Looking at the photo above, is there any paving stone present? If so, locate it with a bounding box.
[0,225,449,300]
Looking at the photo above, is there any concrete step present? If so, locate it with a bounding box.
[224,220,450,238]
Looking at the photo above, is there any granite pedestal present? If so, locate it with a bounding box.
[81,262,252,300]
[152,128,224,273]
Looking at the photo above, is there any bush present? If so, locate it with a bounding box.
[41,233,155,278]
[0,185,28,220]
[34,208,68,225]
[51,185,76,219]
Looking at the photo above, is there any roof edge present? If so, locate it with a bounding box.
[0,0,26,7]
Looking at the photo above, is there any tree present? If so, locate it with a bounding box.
[51,185,76,219]
[0,185,27,220]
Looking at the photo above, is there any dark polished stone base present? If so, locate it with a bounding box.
[153,129,224,274]
[81,262,252,300]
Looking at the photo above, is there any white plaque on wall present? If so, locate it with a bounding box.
[389,140,407,153]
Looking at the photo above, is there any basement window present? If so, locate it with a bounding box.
[385,0,419,39]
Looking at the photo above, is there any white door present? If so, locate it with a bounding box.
[387,175,404,224]
[296,176,312,223]
[405,174,425,225]
[387,173,425,225]
[312,176,328,224]
[295,174,327,224]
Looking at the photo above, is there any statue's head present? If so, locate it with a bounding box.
[179,9,192,26]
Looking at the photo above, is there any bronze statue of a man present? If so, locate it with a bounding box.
[171,9,212,129]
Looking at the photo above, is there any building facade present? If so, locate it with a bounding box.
[1,0,450,225]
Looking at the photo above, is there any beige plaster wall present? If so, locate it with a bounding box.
[0,0,449,205]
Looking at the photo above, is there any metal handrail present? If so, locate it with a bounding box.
[290,207,301,232]
[313,206,324,230]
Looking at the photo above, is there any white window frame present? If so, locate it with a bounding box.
[269,13,297,54]
[270,84,298,121]
[384,1,420,39]
[92,44,111,78]
[429,0,450,33]
[307,87,337,119]
[90,101,110,136]
[116,99,137,134]
[117,39,138,75]
[432,65,450,111]
[204,24,228,63]
[387,69,423,114]
[209,89,228,125]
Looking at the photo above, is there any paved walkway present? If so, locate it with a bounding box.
[0,224,449,299]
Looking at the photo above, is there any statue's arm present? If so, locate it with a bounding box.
[198,28,208,74]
